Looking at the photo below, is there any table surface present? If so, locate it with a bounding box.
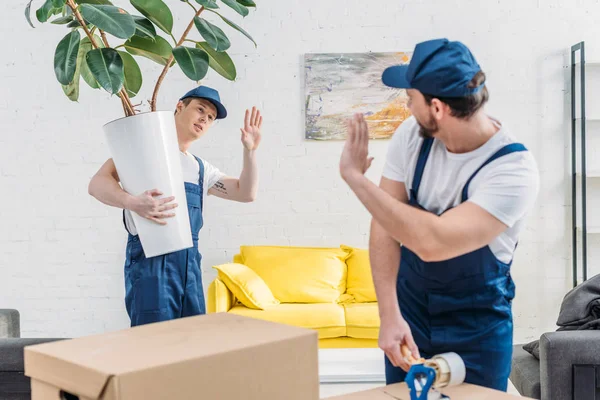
[325,382,533,399]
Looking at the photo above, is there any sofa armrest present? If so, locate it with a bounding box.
[207,278,235,313]
[540,330,600,400]
[0,338,67,371]
[0,338,67,399]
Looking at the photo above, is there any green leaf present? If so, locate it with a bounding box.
[132,16,156,39]
[54,31,81,85]
[172,46,209,81]
[61,34,91,101]
[36,0,54,23]
[51,14,74,24]
[194,17,230,52]
[208,9,256,47]
[237,0,255,7]
[79,4,136,39]
[196,41,236,81]
[52,0,66,7]
[74,0,113,4]
[124,35,173,66]
[67,18,86,27]
[118,51,142,97]
[130,0,173,35]
[25,0,35,28]
[61,74,81,101]
[80,36,102,89]
[221,0,248,16]
[86,48,124,94]
[195,0,219,9]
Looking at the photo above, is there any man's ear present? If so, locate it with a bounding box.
[430,98,447,120]
[175,100,184,115]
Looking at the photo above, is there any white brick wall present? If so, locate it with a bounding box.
[1,0,598,342]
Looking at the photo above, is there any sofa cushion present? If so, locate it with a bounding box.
[344,303,380,339]
[228,303,346,339]
[213,263,280,310]
[510,344,541,399]
[207,278,235,313]
[0,309,20,338]
[234,246,350,303]
[341,245,377,302]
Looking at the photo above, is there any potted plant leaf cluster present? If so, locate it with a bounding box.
[25,0,258,257]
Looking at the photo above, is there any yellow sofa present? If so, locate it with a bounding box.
[207,245,380,348]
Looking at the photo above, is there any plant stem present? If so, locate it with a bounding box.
[150,6,205,112]
[119,94,130,116]
[99,30,110,47]
[66,0,98,49]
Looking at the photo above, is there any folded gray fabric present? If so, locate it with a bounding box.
[556,274,600,331]
[522,340,540,359]
[522,274,600,359]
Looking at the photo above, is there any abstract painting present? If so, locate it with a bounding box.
[304,52,412,140]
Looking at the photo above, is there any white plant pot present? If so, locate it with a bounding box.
[103,111,192,258]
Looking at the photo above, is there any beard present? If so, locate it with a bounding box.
[416,113,439,139]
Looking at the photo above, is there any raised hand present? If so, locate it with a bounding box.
[340,113,374,181]
[241,106,263,151]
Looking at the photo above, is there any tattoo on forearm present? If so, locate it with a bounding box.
[213,181,228,194]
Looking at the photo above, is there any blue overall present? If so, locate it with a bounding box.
[386,138,527,391]
[123,156,206,327]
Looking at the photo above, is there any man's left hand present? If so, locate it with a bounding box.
[241,106,263,151]
[340,113,374,182]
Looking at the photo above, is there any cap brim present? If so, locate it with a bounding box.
[208,100,227,120]
[382,65,411,89]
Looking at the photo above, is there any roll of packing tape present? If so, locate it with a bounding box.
[430,352,466,388]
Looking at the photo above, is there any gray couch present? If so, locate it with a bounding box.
[510,331,600,399]
[0,310,66,400]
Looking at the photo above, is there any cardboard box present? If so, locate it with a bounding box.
[25,313,319,400]
[325,382,535,399]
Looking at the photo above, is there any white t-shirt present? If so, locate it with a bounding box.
[382,116,539,264]
[124,151,226,235]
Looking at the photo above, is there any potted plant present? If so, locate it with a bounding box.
[25,0,258,257]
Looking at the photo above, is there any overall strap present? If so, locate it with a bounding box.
[410,137,434,202]
[461,143,527,202]
[194,155,205,211]
[122,210,133,236]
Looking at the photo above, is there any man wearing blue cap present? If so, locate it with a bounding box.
[88,86,263,327]
[340,39,539,390]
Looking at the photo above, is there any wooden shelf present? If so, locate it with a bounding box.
[574,62,600,67]
[577,226,600,234]
[573,117,600,122]
[576,170,600,178]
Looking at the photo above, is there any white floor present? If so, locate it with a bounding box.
[318,348,521,398]
[319,348,385,384]
[320,382,384,398]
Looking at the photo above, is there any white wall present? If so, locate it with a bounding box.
[1,0,597,341]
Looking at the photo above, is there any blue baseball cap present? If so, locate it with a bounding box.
[382,38,484,98]
[179,85,227,119]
